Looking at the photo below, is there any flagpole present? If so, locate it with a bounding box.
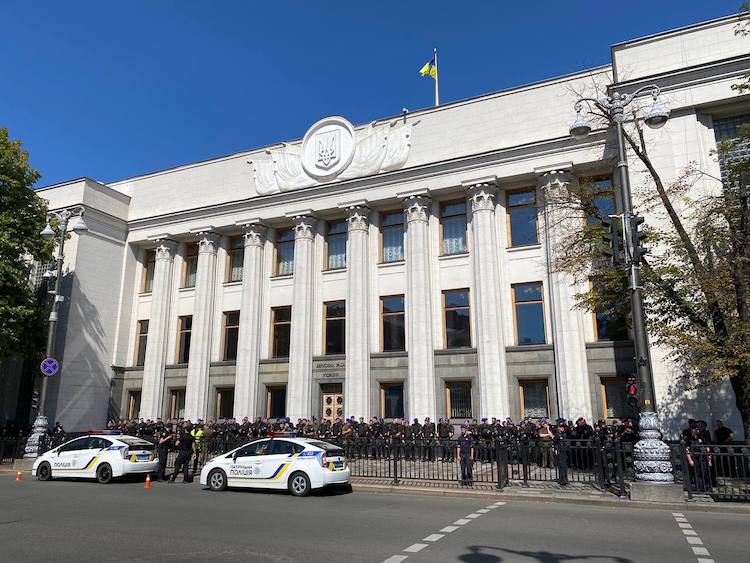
[433,47,439,107]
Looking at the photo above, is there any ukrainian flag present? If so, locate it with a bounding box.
[419,56,437,79]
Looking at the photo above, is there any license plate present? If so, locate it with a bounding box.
[136,454,150,461]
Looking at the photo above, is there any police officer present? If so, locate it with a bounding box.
[456,425,475,486]
[422,417,436,462]
[156,424,173,482]
[190,423,205,473]
[438,418,453,462]
[170,423,196,483]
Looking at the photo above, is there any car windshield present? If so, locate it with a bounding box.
[307,441,344,453]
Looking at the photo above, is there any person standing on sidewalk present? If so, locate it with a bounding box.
[456,425,475,487]
[156,425,174,482]
[171,423,196,483]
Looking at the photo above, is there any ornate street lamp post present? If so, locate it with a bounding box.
[570,86,676,486]
[24,206,88,458]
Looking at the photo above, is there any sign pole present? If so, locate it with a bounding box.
[433,47,439,107]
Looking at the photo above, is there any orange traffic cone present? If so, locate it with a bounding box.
[16,471,22,482]
[144,474,151,489]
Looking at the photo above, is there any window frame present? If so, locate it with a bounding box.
[323,300,346,355]
[274,228,295,277]
[214,386,235,420]
[379,382,405,419]
[511,282,546,346]
[169,389,186,419]
[600,376,628,420]
[134,319,149,367]
[445,380,473,419]
[442,288,472,349]
[380,294,406,352]
[140,250,156,294]
[226,236,244,283]
[266,385,287,419]
[127,390,141,419]
[439,199,468,256]
[324,219,348,271]
[518,378,551,419]
[271,306,292,358]
[222,310,241,361]
[379,210,405,263]
[176,315,193,364]
[181,243,199,288]
[506,188,539,247]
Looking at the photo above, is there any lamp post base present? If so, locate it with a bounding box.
[23,415,49,458]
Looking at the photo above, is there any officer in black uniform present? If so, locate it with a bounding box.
[456,425,475,486]
[156,425,174,481]
[170,424,195,483]
[422,417,436,462]
[437,418,453,462]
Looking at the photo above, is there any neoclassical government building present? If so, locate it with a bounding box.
[27,15,749,436]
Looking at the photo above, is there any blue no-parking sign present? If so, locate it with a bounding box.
[40,357,60,376]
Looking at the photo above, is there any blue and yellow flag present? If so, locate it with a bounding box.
[419,56,437,79]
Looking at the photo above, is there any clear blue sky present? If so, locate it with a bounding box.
[0,1,742,187]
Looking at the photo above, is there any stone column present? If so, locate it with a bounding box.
[466,180,510,418]
[402,193,436,420]
[538,167,593,421]
[287,214,318,420]
[233,221,267,420]
[343,203,370,419]
[140,238,178,419]
[184,230,221,421]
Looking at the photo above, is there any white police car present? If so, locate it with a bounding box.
[200,435,350,496]
[32,433,158,484]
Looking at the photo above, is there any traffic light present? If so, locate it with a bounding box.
[626,374,639,408]
[630,215,649,264]
[601,217,623,265]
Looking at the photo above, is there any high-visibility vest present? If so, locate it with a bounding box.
[190,429,204,449]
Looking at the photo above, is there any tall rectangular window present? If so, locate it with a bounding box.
[325,220,347,270]
[141,250,155,293]
[267,386,287,418]
[134,320,149,366]
[381,211,404,262]
[227,237,244,282]
[443,289,471,348]
[223,311,240,361]
[601,377,627,419]
[169,389,186,419]
[446,381,472,419]
[585,178,616,225]
[381,295,405,352]
[215,387,234,420]
[507,189,538,246]
[591,278,628,341]
[381,383,404,419]
[512,282,545,345]
[519,380,550,418]
[177,315,192,364]
[441,201,467,255]
[324,301,346,355]
[275,229,295,276]
[271,306,292,358]
[182,244,198,288]
[127,390,141,419]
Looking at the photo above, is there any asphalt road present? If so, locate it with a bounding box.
[0,474,747,563]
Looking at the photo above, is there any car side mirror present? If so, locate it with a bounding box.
[232,452,238,462]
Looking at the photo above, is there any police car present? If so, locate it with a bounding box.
[200,435,350,496]
[31,432,158,484]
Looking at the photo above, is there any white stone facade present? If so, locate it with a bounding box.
[36,15,749,438]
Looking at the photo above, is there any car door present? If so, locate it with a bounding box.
[80,437,112,477]
[262,440,300,486]
[51,437,91,476]
[228,440,269,487]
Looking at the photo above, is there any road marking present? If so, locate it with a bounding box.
[671,513,712,562]
[382,501,506,563]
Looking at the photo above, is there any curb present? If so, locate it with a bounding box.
[351,483,750,514]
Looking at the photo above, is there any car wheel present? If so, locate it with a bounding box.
[96,463,113,484]
[288,471,311,497]
[37,462,52,481]
[208,468,227,492]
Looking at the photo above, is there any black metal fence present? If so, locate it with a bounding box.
[6,432,750,501]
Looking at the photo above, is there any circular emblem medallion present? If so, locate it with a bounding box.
[301,116,356,182]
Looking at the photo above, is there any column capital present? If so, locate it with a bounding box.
[152,238,178,261]
[466,183,498,213]
[292,215,318,240]
[192,231,221,254]
[534,162,573,191]
[345,205,370,232]
[240,223,268,247]
[402,194,432,223]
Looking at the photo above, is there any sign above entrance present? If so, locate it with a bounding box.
[249,115,416,196]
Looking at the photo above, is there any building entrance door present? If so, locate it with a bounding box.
[321,383,343,423]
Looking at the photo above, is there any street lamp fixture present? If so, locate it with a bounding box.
[643,95,669,129]
[569,109,592,140]
[71,214,89,233]
[40,222,55,240]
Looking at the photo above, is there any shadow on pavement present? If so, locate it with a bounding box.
[458,545,633,563]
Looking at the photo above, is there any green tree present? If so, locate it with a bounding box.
[551,8,750,441]
[0,127,52,361]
